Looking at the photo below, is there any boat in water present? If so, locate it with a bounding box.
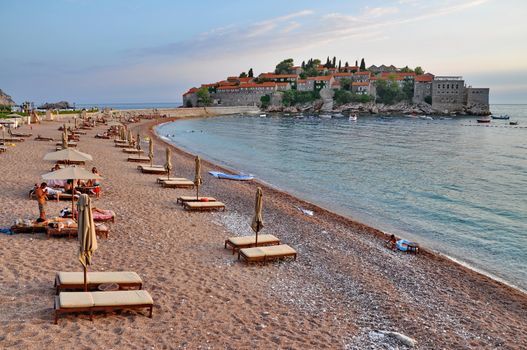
[477,118,491,123]
[492,115,510,120]
[320,114,332,119]
[510,121,519,125]
[349,114,358,121]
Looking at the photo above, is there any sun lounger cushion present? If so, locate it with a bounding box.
[240,247,266,258]
[57,271,142,285]
[59,292,94,308]
[92,209,115,221]
[227,234,279,246]
[261,245,297,256]
[163,180,194,187]
[177,196,216,203]
[91,290,153,307]
[184,201,225,210]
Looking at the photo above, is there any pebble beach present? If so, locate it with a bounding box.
[0,116,526,349]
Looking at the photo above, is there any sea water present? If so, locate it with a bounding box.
[157,105,527,290]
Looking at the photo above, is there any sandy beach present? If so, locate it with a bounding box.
[0,116,526,349]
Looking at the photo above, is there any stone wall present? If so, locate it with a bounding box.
[183,93,198,107]
[431,79,465,112]
[413,82,432,103]
[211,91,269,106]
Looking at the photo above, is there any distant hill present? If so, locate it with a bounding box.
[0,89,16,106]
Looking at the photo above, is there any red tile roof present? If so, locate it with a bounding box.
[259,73,298,79]
[217,86,240,90]
[275,82,290,87]
[333,73,353,77]
[307,75,333,81]
[415,73,434,82]
[238,77,253,83]
[218,81,237,86]
[183,87,198,96]
[355,71,371,76]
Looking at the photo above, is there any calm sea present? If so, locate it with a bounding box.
[76,102,181,110]
[156,105,527,291]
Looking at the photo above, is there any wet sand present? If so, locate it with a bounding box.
[0,117,526,349]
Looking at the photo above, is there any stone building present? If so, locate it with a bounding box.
[258,73,298,89]
[368,64,397,74]
[431,76,465,112]
[307,75,334,91]
[296,79,314,91]
[351,82,370,95]
[352,71,371,82]
[412,73,434,103]
[182,87,198,107]
[465,87,490,113]
[212,82,277,106]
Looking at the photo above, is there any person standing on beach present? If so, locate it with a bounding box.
[35,182,48,221]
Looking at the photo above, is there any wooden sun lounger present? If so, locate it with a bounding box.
[114,140,128,144]
[238,244,297,264]
[138,164,164,170]
[3,137,24,142]
[10,132,32,137]
[54,290,153,324]
[46,225,109,239]
[127,156,150,163]
[225,234,281,254]
[162,180,195,189]
[183,201,225,211]
[35,136,55,141]
[55,142,77,147]
[30,192,74,201]
[55,271,143,294]
[115,143,131,148]
[0,146,6,153]
[140,166,168,175]
[123,148,143,154]
[176,196,216,204]
[157,177,189,184]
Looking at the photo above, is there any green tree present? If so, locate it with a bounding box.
[414,66,424,75]
[260,94,271,108]
[281,90,319,106]
[196,87,212,106]
[400,66,414,73]
[248,68,254,77]
[424,95,432,104]
[340,78,352,91]
[239,72,247,78]
[375,79,400,105]
[401,78,414,101]
[360,58,366,71]
[275,58,294,74]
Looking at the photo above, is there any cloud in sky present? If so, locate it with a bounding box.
[3,0,526,103]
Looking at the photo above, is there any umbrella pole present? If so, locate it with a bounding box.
[255,226,259,246]
[83,264,87,292]
[72,179,76,220]
[196,185,199,201]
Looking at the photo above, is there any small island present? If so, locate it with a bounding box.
[182,57,490,116]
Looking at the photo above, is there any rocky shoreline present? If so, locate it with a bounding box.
[266,100,491,116]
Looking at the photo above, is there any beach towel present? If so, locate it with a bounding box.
[0,228,14,235]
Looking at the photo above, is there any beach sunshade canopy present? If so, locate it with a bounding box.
[164,148,172,180]
[78,194,97,291]
[194,156,203,199]
[6,113,22,118]
[44,148,93,162]
[251,187,264,245]
[42,166,102,181]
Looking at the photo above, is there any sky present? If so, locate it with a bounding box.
[2,0,527,104]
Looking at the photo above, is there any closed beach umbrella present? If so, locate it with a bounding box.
[164,147,172,180]
[148,138,154,167]
[194,156,203,200]
[74,116,78,129]
[136,133,141,155]
[44,148,93,163]
[127,130,133,146]
[78,194,97,292]
[251,187,264,245]
[62,130,68,149]
[42,167,103,220]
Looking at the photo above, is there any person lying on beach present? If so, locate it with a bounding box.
[388,234,397,251]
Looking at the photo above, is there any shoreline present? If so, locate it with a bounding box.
[1,116,526,348]
[151,116,527,296]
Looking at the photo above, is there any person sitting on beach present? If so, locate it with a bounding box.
[388,234,397,251]
[63,179,75,194]
[51,163,61,171]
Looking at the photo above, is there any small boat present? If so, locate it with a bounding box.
[419,115,433,120]
[259,114,267,117]
[510,121,518,125]
[319,114,332,119]
[477,118,491,123]
[349,114,358,121]
[208,171,254,181]
[492,115,510,120]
